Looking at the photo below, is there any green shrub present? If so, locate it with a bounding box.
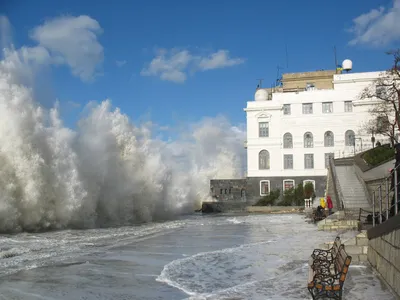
[363,146,395,166]
[278,188,295,206]
[304,182,315,199]
[277,183,306,206]
[294,183,305,206]
[255,189,280,206]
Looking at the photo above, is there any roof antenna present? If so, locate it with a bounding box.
[334,46,338,73]
[285,43,289,69]
[256,78,263,89]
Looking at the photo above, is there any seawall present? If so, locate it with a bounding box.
[246,206,304,214]
[200,202,304,214]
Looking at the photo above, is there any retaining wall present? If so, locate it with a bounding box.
[367,214,400,298]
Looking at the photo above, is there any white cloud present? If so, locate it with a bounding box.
[348,0,400,46]
[30,15,104,81]
[141,49,191,83]
[141,48,244,83]
[116,60,127,67]
[197,50,245,71]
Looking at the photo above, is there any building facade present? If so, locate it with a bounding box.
[244,69,388,199]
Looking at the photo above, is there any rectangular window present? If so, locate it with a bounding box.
[322,102,333,113]
[259,122,269,137]
[283,179,295,191]
[325,153,334,168]
[303,180,316,190]
[284,154,293,169]
[260,180,270,196]
[344,101,353,112]
[304,154,314,169]
[283,104,291,115]
[302,103,313,114]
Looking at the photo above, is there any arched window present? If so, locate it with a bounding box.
[304,132,313,148]
[259,150,270,170]
[283,132,293,148]
[345,130,355,146]
[324,131,334,147]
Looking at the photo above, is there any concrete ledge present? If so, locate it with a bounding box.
[367,214,400,240]
[317,219,360,231]
[246,206,304,214]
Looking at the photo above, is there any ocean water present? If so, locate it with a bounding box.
[0,213,395,299]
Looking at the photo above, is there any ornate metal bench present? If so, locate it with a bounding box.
[310,236,341,263]
[308,244,352,300]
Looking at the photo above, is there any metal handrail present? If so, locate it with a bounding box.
[371,162,400,227]
[329,157,345,210]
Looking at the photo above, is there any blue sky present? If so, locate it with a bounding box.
[2,0,400,129]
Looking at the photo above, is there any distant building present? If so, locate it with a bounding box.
[211,61,391,203]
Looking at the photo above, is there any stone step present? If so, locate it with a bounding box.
[317,219,361,231]
[342,231,369,262]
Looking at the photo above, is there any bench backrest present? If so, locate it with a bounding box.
[334,246,352,284]
[331,236,341,258]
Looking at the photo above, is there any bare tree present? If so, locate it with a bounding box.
[360,50,400,146]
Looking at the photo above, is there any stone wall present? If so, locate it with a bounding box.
[201,201,249,213]
[246,176,326,204]
[368,228,400,297]
[210,176,326,205]
[210,179,247,202]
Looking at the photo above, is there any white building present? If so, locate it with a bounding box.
[244,63,389,197]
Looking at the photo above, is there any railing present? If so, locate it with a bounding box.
[329,157,345,210]
[371,162,400,227]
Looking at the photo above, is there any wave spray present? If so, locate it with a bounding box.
[0,47,245,233]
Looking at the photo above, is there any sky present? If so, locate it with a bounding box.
[1,0,400,129]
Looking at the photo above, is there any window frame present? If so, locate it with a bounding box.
[283,104,291,115]
[283,132,293,149]
[304,153,314,169]
[303,180,316,190]
[322,102,333,113]
[344,101,353,112]
[325,152,335,168]
[258,122,269,137]
[302,103,313,114]
[345,130,355,146]
[283,154,293,169]
[260,180,271,196]
[324,131,334,147]
[259,150,270,170]
[283,179,295,191]
[304,132,314,148]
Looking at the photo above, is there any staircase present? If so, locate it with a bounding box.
[335,165,371,210]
